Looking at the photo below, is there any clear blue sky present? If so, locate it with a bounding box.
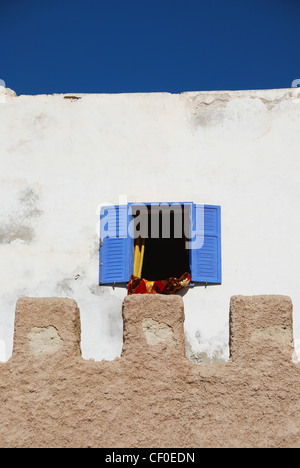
[1,0,300,95]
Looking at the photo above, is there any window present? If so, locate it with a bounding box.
[140,206,190,280]
[99,202,221,286]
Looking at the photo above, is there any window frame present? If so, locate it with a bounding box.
[99,202,221,286]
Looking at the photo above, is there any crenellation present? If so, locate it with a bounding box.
[1,294,300,448]
[12,297,82,361]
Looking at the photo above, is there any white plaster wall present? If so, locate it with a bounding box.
[1,87,300,363]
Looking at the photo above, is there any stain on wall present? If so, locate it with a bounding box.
[0,187,43,244]
[142,318,175,346]
[27,326,62,357]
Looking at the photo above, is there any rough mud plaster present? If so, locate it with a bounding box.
[12,298,82,360]
[1,295,300,448]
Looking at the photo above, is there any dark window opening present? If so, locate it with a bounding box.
[134,205,190,281]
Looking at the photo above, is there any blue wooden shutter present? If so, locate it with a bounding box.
[190,204,222,284]
[99,205,133,284]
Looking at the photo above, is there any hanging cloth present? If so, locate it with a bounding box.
[133,237,146,278]
[128,272,191,295]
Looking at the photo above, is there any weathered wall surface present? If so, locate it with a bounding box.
[1,87,300,363]
[0,295,300,448]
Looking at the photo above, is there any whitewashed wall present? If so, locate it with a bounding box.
[1,87,300,363]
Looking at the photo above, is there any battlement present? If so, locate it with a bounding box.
[1,294,300,448]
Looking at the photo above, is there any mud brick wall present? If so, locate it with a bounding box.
[0,294,300,448]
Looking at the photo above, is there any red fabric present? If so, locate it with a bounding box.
[128,272,191,295]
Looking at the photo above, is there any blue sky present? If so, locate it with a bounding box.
[1,0,300,95]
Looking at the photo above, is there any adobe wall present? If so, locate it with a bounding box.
[0,294,300,448]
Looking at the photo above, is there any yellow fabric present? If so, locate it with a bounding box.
[134,237,145,278]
